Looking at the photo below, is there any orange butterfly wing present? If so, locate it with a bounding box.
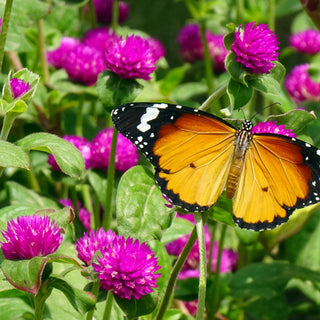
[233,134,319,230]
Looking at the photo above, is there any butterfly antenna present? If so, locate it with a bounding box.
[249,102,281,122]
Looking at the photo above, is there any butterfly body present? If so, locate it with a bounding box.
[112,103,320,231]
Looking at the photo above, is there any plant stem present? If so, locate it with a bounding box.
[102,291,114,320]
[194,212,207,320]
[0,111,16,140]
[236,0,245,23]
[268,0,276,31]
[207,222,216,276]
[87,0,97,29]
[37,20,50,85]
[86,279,100,320]
[199,83,227,113]
[102,128,118,231]
[155,226,198,320]
[34,283,52,320]
[0,0,13,72]
[75,95,84,137]
[112,0,119,33]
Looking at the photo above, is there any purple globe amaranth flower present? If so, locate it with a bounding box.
[48,135,93,170]
[82,27,117,52]
[92,0,129,25]
[10,78,30,99]
[252,121,296,138]
[91,128,139,172]
[1,215,62,260]
[231,22,280,74]
[146,37,166,61]
[290,29,320,55]
[64,44,107,86]
[177,24,227,72]
[92,235,161,300]
[105,35,158,80]
[47,37,80,69]
[59,198,91,231]
[76,228,116,265]
[284,63,320,103]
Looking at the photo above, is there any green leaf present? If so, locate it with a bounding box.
[48,276,96,315]
[87,170,108,209]
[96,71,143,110]
[209,192,235,226]
[161,217,194,244]
[159,65,190,96]
[229,262,320,299]
[116,166,173,242]
[0,297,34,319]
[16,133,84,178]
[223,29,235,51]
[225,52,248,85]
[227,78,253,110]
[266,109,316,135]
[0,140,29,169]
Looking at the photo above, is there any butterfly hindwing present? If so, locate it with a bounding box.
[112,103,237,211]
[233,133,320,230]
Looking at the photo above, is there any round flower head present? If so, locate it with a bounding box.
[93,236,161,299]
[105,35,158,80]
[284,63,320,103]
[290,29,320,55]
[82,27,117,52]
[47,37,80,69]
[48,135,93,170]
[252,121,296,138]
[177,24,204,63]
[231,22,280,74]
[207,32,228,72]
[1,215,62,260]
[92,0,129,25]
[91,128,139,172]
[64,44,107,86]
[59,198,91,231]
[76,228,116,265]
[146,37,166,62]
[10,78,30,99]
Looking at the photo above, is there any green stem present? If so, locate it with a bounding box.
[102,128,118,231]
[199,83,227,113]
[87,0,97,29]
[236,0,245,23]
[0,111,17,140]
[86,279,100,320]
[211,224,227,315]
[194,212,207,320]
[0,0,13,71]
[199,20,214,95]
[75,95,84,137]
[37,20,50,85]
[207,222,216,276]
[102,291,114,320]
[155,226,198,320]
[34,283,52,320]
[268,0,276,31]
[112,0,119,33]
[93,191,100,229]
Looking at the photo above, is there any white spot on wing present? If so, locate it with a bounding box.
[317,149,320,156]
[137,107,160,132]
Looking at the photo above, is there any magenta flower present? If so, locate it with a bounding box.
[48,135,93,170]
[177,24,227,72]
[59,199,91,231]
[1,215,62,260]
[47,37,80,69]
[252,121,296,138]
[9,78,30,99]
[92,0,129,25]
[93,235,161,299]
[91,128,139,172]
[82,27,117,52]
[105,35,158,80]
[284,63,320,103]
[76,228,116,265]
[231,22,280,74]
[146,37,166,61]
[290,29,320,55]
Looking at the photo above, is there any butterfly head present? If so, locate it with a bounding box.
[241,120,253,132]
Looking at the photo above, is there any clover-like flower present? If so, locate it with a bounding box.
[284,63,320,103]
[252,121,296,138]
[290,29,320,55]
[82,27,117,52]
[9,78,30,99]
[76,228,116,266]
[90,128,139,172]
[93,235,161,299]
[105,35,158,80]
[1,215,62,260]
[231,22,279,74]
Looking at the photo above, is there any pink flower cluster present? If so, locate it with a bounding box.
[177,23,228,72]
[48,130,139,173]
[47,28,165,85]
[76,228,161,300]
[252,121,296,138]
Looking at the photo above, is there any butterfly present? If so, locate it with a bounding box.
[111,103,320,231]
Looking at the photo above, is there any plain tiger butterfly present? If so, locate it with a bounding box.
[111,102,320,231]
